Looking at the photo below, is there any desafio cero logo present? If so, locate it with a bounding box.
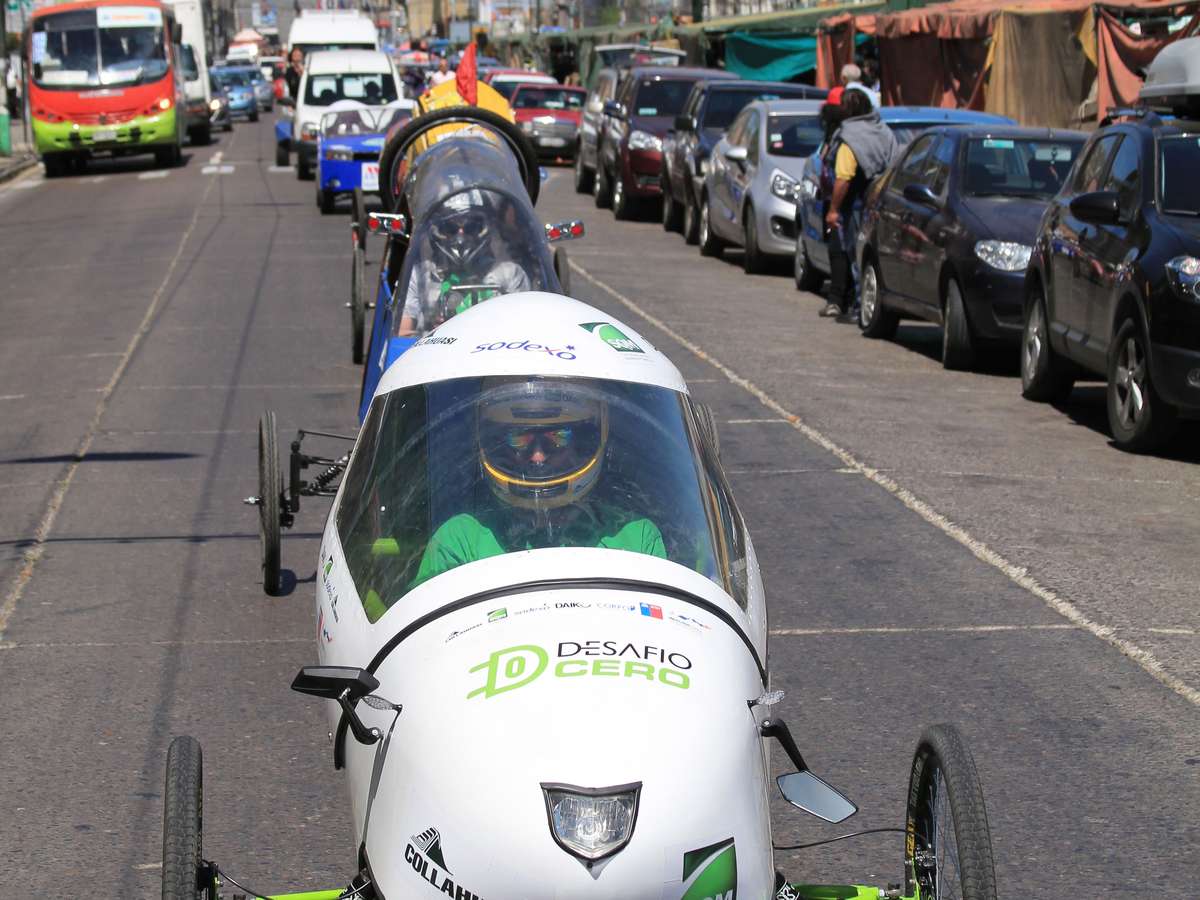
[467,642,691,699]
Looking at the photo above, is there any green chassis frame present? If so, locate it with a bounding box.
[200,881,921,899]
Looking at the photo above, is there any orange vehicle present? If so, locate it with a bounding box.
[25,0,187,176]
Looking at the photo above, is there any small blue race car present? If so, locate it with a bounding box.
[316,101,415,215]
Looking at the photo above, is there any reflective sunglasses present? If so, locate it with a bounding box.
[505,426,574,452]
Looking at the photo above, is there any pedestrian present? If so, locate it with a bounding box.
[285,47,304,100]
[429,57,454,87]
[861,58,880,91]
[820,85,899,320]
[826,63,860,107]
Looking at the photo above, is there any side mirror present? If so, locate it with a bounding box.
[1070,190,1120,225]
[777,771,858,824]
[602,99,624,119]
[292,666,382,746]
[674,114,693,132]
[724,145,748,164]
[546,219,585,242]
[903,182,940,207]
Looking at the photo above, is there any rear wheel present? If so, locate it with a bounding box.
[43,153,67,178]
[249,109,259,123]
[742,206,766,274]
[859,256,899,339]
[1021,287,1074,402]
[275,142,289,167]
[257,411,281,596]
[662,185,683,232]
[554,246,571,295]
[698,195,724,258]
[318,185,335,214]
[794,236,824,292]
[682,194,700,245]
[297,158,312,180]
[351,238,366,364]
[573,149,594,193]
[351,187,366,248]
[189,124,211,146]
[155,144,182,168]
[942,278,976,371]
[593,164,612,209]
[162,735,210,900]
[905,724,998,900]
[1107,316,1177,451]
[612,172,633,220]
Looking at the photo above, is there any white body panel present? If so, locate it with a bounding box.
[287,12,380,54]
[294,50,399,145]
[162,0,209,113]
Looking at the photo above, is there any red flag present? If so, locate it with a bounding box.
[455,42,478,106]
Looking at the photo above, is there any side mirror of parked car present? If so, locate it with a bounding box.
[603,99,624,119]
[674,114,694,132]
[1070,190,1121,225]
[903,182,940,208]
[724,145,748,164]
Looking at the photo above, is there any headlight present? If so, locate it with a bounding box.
[628,129,662,153]
[974,240,1032,272]
[771,169,798,201]
[209,99,221,111]
[542,782,641,863]
[1166,255,1200,301]
[323,146,353,161]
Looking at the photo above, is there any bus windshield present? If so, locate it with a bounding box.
[32,5,169,90]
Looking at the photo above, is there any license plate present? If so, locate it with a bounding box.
[93,128,117,143]
[361,162,379,191]
[537,137,566,148]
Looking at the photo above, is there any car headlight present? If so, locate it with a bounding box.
[209,99,221,111]
[628,129,662,153]
[1166,255,1200,301]
[974,240,1032,272]
[771,169,798,202]
[323,146,353,161]
[542,782,641,863]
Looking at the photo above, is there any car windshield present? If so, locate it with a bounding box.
[597,47,683,68]
[633,78,695,117]
[963,137,1082,199]
[305,72,398,106]
[32,6,168,89]
[1158,135,1200,216]
[337,376,749,621]
[512,87,584,110]
[702,89,794,130]
[766,114,823,158]
[215,70,252,86]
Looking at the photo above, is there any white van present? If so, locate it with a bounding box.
[287,10,379,56]
[290,50,400,179]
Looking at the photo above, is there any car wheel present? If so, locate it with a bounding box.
[257,411,282,596]
[351,238,366,365]
[742,205,766,274]
[224,120,233,133]
[859,256,899,339]
[554,245,571,295]
[189,124,211,146]
[794,236,824,292]
[612,172,633,220]
[662,186,683,232]
[297,158,311,180]
[573,149,593,194]
[318,185,335,214]
[593,164,611,209]
[1020,286,1074,402]
[351,187,366,247]
[1107,317,1177,451]
[942,278,976,371]
[43,153,66,178]
[249,109,259,123]
[904,724,998,900]
[274,143,289,167]
[698,196,724,258]
[162,735,210,900]
[682,194,700,245]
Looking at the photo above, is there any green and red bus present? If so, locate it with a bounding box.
[25,0,187,176]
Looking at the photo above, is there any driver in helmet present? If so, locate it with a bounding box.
[413,379,665,585]
[398,189,532,335]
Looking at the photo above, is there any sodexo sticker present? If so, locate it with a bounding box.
[471,339,577,360]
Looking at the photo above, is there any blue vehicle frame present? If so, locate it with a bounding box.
[316,103,415,214]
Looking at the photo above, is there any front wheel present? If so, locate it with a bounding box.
[698,196,724,258]
[794,236,824,292]
[573,149,594,194]
[662,185,683,232]
[942,278,975,371]
[257,411,282,596]
[743,206,766,274]
[275,142,289,167]
[682,194,700,245]
[593,165,612,209]
[351,187,366,249]
[297,158,312,180]
[351,239,366,364]
[1021,287,1074,402]
[162,735,212,900]
[905,724,998,900]
[612,172,633,220]
[249,109,259,123]
[1107,317,1177,451]
[859,257,899,339]
[318,185,335,215]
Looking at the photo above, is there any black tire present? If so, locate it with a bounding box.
[682,194,700,245]
[155,144,182,168]
[1107,316,1177,451]
[318,185,335,215]
[43,154,66,178]
[859,255,900,339]
[249,109,259,123]
[554,245,571,295]
[257,411,281,596]
[742,206,766,274]
[698,195,724,258]
[794,236,824,292]
[351,239,366,365]
[593,164,612,209]
[297,158,311,180]
[378,105,540,212]
[612,171,633,220]
[662,185,683,232]
[224,120,233,133]
[351,187,366,248]
[162,735,209,900]
[1021,286,1074,402]
[275,142,289,167]
[189,124,211,147]
[942,278,975,371]
[573,148,594,194]
[905,724,998,900]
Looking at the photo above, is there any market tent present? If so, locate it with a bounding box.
[725,30,869,80]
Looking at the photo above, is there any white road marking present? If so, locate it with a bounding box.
[1148,627,1197,636]
[89,176,107,183]
[210,150,224,164]
[200,164,235,174]
[0,174,221,640]
[570,259,1200,708]
[137,170,169,180]
[725,468,829,476]
[771,624,1078,637]
[725,418,789,424]
[0,637,311,651]
[133,383,360,390]
[268,164,294,173]
[132,863,162,871]
[13,180,39,190]
[0,394,26,401]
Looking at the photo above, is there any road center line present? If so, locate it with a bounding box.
[0,175,221,640]
[0,637,311,651]
[569,259,1200,707]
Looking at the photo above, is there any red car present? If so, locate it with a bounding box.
[510,83,587,160]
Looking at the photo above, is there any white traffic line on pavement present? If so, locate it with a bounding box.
[770,624,1079,637]
[0,394,26,401]
[132,383,360,390]
[0,173,222,641]
[268,164,294,173]
[210,150,224,164]
[200,164,235,174]
[0,636,311,651]
[137,170,169,180]
[725,418,789,424]
[570,258,1200,708]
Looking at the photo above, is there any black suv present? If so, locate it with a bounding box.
[1023,109,1200,451]
[661,79,826,243]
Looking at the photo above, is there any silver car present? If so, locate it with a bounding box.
[698,99,824,273]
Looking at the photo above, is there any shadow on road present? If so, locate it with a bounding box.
[1057,385,1200,462]
[2,451,199,464]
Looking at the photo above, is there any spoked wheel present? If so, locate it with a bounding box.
[257,411,282,596]
[1107,317,1177,451]
[1021,287,1074,402]
[162,735,213,900]
[351,234,366,364]
[554,245,571,295]
[905,724,997,900]
[351,187,366,253]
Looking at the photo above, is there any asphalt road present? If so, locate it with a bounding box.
[0,117,1196,898]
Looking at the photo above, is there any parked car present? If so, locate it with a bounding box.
[855,126,1086,369]
[697,99,826,273]
[483,68,556,100]
[663,79,828,244]
[1022,108,1200,450]
[208,73,233,133]
[595,66,739,219]
[794,107,1017,294]
[211,67,259,122]
[573,65,622,195]
[510,83,588,160]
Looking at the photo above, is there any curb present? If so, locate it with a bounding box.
[0,155,39,185]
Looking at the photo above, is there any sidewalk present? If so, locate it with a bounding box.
[1,114,38,184]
